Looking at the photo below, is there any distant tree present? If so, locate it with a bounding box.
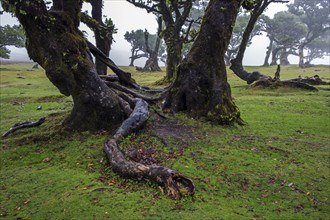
[140,15,163,72]
[288,0,330,67]
[0,24,25,59]
[124,27,166,69]
[127,0,193,80]
[265,11,307,65]
[258,15,274,66]
[124,29,148,66]
[305,31,330,64]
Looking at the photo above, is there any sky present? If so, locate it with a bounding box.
[0,0,329,66]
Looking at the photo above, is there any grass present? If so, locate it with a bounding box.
[0,63,329,219]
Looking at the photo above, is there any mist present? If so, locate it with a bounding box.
[1,1,329,66]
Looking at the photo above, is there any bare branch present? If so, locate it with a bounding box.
[127,0,161,14]
[2,117,46,138]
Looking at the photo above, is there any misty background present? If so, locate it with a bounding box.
[1,0,329,66]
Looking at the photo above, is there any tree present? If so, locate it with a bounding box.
[227,0,320,90]
[304,31,330,64]
[264,11,307,65]
[180,0,207,58]
[288,0,330,67]
[140,29,162,71]
[0,24,25,59]
[81,0,115,75]
[1,0,126,131]
[127,0,193,80]
[164,0,245,125]
[138,15,163,72]
[230,0,289,84]
[124,27,166,70]
[1,0,196,199]
[124,29,148,66]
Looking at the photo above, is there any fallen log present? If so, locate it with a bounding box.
[104,98,195,199]
[289,75,330,85]
[231,62,318,91]
[2,117,46,138]
[251,78,318,91]
[230,60,270,84]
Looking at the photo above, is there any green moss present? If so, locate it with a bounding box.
[1,64,329,219]
[207,102,242,125]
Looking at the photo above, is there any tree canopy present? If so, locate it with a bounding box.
[288,0,330,67]
[0,24,25,59]
[124,29,148,66]
[127,0,193,79]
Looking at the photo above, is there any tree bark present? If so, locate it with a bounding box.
[140,18,162,72]
[298,44,305,68]
[2,117,46,138]
[269,46,283,65]
[263,37,273,66]
[163,33,182,79]
[104,98,195,199]
[90,0,112,75]
[280,49,290,65]
[4,0,126,131]
[164,0,243,125]
[158,0,192,80]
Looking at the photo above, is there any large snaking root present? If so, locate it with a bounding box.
[104,98,195,199]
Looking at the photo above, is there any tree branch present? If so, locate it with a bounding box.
[126,0,161,14]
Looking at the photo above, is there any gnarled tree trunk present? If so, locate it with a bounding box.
[4,0,125,131]
[164,0,243,125]
[140,18,162,72]
[164,33,182,79]
[280,49,290,65]
[263,37,273,66]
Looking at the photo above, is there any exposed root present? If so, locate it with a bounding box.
[104,81,168,103]
[2,117,46,138]
[104,98,195,199]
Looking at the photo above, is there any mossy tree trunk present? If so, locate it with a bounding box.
[163,30,183,79]
[141,17,162,72]
[280,49,290,65]
[127,0,192,80]
[2,0,125,131]
[90,0,110,75]
[164,0,243,125]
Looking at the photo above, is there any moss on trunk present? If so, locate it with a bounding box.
[6,0,126,131]
[164,0,243,125]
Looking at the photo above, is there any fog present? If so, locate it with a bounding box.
[1,1,329,66]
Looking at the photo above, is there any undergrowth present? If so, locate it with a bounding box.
[0,63,329,219]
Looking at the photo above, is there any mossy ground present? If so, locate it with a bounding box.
[0,63,329,219]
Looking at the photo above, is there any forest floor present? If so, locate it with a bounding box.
[0,63,329,219]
